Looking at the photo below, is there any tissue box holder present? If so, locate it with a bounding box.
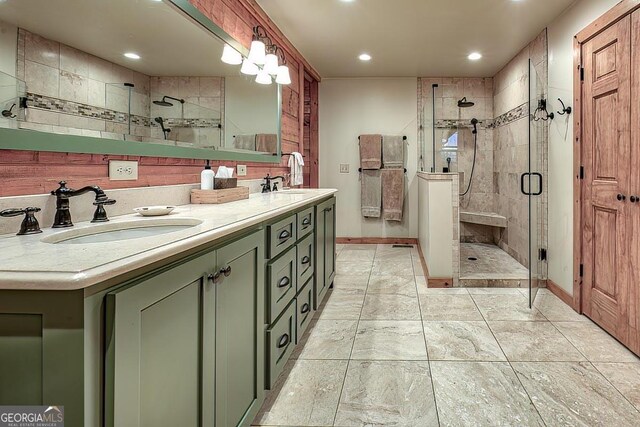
[191,187,249,204]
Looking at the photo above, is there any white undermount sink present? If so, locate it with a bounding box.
[41,218,203,244]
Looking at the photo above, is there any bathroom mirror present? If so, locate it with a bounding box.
[0,0,281,162]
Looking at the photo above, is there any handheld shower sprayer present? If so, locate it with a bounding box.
[470,118,478,134]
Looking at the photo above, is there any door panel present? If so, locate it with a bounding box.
[581,15,631,342]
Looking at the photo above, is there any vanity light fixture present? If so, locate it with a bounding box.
[263,51,280,75]
[468,52,482,61]
[255,69,272,85]
[124,52,141,60]
[248,40,266,65]
[221,44,243,65]
[241,58,260,75]
[359,53,372,61]
[275,65,292,85]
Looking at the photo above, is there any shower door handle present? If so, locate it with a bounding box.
[520,173,530,195]
[531,173,543,196]
[520,173,543,196]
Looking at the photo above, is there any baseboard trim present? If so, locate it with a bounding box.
[546,279,580,312]
[428,278,454,288]
[416,242,430,277]
[336,237,419,245]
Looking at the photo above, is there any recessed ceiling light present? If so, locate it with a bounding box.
[359,53,371,61]
[124,52,141,60]
[468,52,482,61]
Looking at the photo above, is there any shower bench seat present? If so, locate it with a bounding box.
[460,211,507,228]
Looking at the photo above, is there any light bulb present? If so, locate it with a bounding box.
[263,53,279,75]
[248,40,266,65]
[255,69,272,85]
[221,44,242,65]
[275,65,291,85]
[241,58,259,75]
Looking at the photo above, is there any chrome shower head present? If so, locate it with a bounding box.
[458,97,475,108]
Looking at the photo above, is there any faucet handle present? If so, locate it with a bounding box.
[0,207,43,235]
[51,180,70,195]
[92,196,116,223]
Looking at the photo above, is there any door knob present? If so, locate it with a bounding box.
[631,195,640,203]
[617,194,626,201]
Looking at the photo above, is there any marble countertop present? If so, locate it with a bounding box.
[0,189,337,291]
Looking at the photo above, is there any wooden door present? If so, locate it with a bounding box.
[629,10,640,355]
[581,15,632,344]
[215,230,265,427]
[303,72,319,188]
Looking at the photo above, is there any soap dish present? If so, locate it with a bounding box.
[134,206,176,216]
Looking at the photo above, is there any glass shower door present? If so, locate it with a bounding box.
[527,60,545,307]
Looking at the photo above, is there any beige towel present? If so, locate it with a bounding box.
[361,170,381,218]
[382,135,404,168]
[382,169,404,221]
[234,134,256,151]
[359,134,382,169]
[256,134,278,153]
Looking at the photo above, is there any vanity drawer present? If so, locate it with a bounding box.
[296,207,315,239]
[266,300,297,389]
[296,278,314,343]
[267,245,297,323]
[267,215,297,259]
[297,233,314,289]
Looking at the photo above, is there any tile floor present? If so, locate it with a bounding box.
[253,244,640,427]
[460,243,529,287]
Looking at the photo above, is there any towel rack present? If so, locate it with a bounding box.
[358,136,407,141]
[359,168,407,173]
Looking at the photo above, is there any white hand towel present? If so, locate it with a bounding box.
[288,152,305,186]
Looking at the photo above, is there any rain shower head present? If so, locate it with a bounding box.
[153,96,185,107]
[458,97,475,108]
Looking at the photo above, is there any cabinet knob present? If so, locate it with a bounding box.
[300,303,310,314]
[278,276,290,288]
[277,333,290,348]
[220,266,232,277]
[207,272,221,283]
[302,217,311,226]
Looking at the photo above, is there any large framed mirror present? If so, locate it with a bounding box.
[0,0,281,162]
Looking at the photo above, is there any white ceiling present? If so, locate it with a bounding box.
[256,0,577,78]
[0,0,239,76]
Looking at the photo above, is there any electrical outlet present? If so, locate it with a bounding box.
[237,165,247,176]
[339,164,350,173]
[109,160,138,181]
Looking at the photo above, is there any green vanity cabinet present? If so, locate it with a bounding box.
[105,230,264,427]
[315,197,336,309]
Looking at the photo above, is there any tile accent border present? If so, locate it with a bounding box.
[493,103,529,128]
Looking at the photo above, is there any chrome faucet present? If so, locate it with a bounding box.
[50,181,116,228]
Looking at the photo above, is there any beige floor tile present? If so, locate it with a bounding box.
[366,275,416,296]
[467,288,527,295]
[420,294,484,321]
[513,361,640,426]
[351,320,427,360]
[332,275,370,292]
[292,319,358,360]
[315,289,365,320]
[553,321,640,363]
[336,261,372,276]
[412,258,426,275]
[253,359,347,426]
[424,321,506,361]
[593,362,640,411]
[360,293,421,320]
[431,361,544,427]
[471,294,547,321]
[460,243,529,280]
[371,259,415,276]
[343,244,378,251]
[334,360,438,427]
[488,321,585,362]
[337,249,376,262]
[532,293,588,322]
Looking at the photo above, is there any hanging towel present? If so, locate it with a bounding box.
[234,134,256,151]
[382,169,404,221]
[288,151,305,186]
[382,135,404,168]
[359,134,382,169]
[361,170,382,218]
[256,134,278,154]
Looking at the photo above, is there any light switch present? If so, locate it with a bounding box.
[339,164,349,173]
[237,165,247,176]
[109,160,138,181]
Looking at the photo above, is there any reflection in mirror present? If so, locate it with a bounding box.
[0,0,280,157]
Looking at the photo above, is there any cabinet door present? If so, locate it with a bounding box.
[215,231,265,427]
[315,197,336,309]
[105,253,215,427]
[323,200,336,289]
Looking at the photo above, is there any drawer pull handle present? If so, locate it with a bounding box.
[278,230,291,240]
[278,276,290,288]
[302,217,311,226]
[220,266,232,277]
[207,272,221,283]
[301,255,310,265]
[277,333,290,348]
[324,207,332,212]
[301,303,310,314]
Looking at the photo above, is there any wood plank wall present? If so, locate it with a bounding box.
[0,0,320,197]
